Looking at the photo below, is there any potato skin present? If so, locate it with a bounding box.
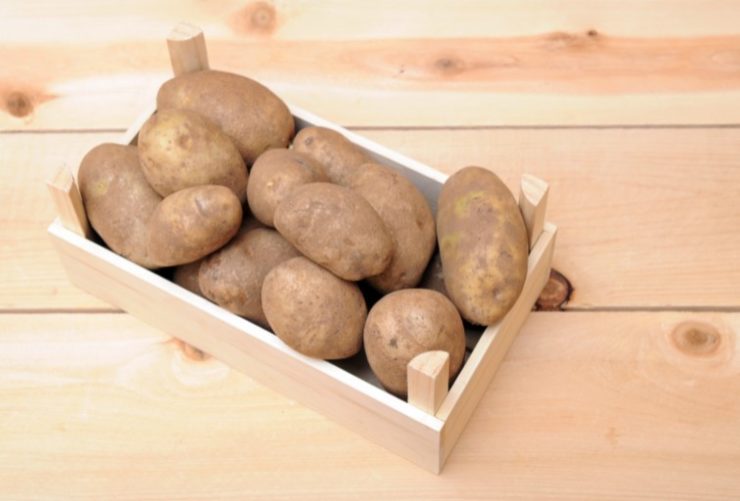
[262,257,366,359]
[173,260,204,296]
[349,162,435,292]
[147,185,242,267]
[157,70,294,164]
[247,148,328,227]
[199,224,300,326]
[364,289,465,396]
[292,127,371,186]
[274,183,393,281]
[138,109,248,201]
[78,143,162,268]
[437,166,528,325]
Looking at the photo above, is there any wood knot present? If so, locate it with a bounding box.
[232,1,277,36]
[535,269,572,310]
[542,31,599,50]
[670,321,722,357]
[4,91,33,117]
[433,56,466,76]
[176,339,210,361]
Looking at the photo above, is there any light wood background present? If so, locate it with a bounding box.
[1,1,739,499]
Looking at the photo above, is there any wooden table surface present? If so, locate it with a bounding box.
[2,1,739,499]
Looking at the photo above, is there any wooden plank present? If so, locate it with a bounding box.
[45,167,90,238]
[363,127,740,309]
[0,132,118,310]
[0,311,737,498]
[49,221,445,472]
[3,1,740,129]
[408,351,450,415]
[4,126,740,310]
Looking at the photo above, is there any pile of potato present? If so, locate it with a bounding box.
[78,70,529,397]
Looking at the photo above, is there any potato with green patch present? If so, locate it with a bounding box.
[247,148,328,227]
[147,185,242,267]
[157,70,294,164]
[137,109,248,201]
[262,257,366,359]
[364,289,465,396]
[292,126,371,186]
[78,143,162,268]
[199,223,300,326]
[437,166,528,325]
[273,183,393,281]
[349,162,435,292]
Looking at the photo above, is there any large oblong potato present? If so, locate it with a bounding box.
[78,143,162,268]
[137,109,248,201]
[246,148,328,227]
[147,185,242,267]
[157,70,294,164]
[273,183,393,281]
[437,166,528,325]
[199,223,300,326]
[292,126,371,186]
[349,162,435,292]
[262,257,366,360]
[364,289,465,396]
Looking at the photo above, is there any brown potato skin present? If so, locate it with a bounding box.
[292,127,371,186]
[273,183,393,281]
[157,70,294,164]
[173,260,204,297]
[437,166,528,325]
[147,185,242,267]
[199,224,300,326]
[262,257,366,360]
[247,148,328,227]
[78,143,162,268]
[349,162,435,292]
[364,289,465,396]
[138,109,248,201]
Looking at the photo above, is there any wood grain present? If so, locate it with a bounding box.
[2,1,740,129]
[0,311,737,499]
[6,127,739,310]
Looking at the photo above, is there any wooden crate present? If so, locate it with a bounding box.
[46,24,557,474]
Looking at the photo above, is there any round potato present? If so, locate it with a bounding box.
[147,185,242,267]
[273,183,393,281]
[364,289,465,396]
[173,259,204,297]
[292,126,371,186]
[437,166,528,325]
[199,224,300,326]
[349,162,435,292]
[262,257,366,359]
[247,148,328,227]
[78,143,161,268]
[138,109,248,201]
[157,70,294,164]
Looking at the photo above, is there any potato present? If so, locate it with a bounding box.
[138,109,248,201]
[273,183,393,281]
[157,70,294,164]
[262,257,366,359]
[349,162,435,292]
[199,223,300,326]
[147,185,242,267]
[247,148,328,227]
[292,126,371,186]
[364,289,465,396]
[78,143,162,268]
[173,259,204,296]
[437,166,528,325]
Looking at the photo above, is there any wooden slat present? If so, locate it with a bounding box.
[0,311,737,498]
[4,127,739,311]
[3,1,740,129]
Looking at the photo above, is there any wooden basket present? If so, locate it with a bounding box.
[46,24,557,474]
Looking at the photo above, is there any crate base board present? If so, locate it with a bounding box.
[48,219,555,473]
